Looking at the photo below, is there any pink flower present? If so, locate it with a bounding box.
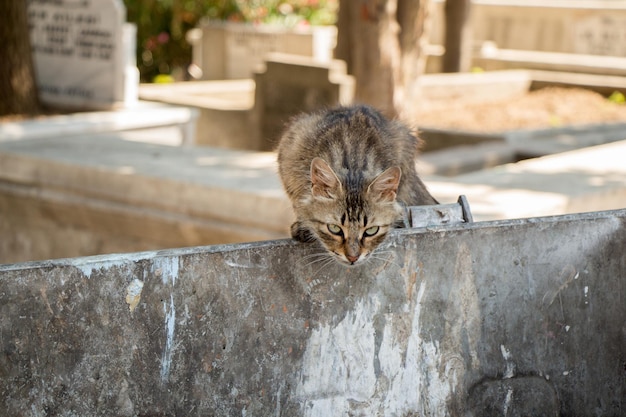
[157,32,169,44]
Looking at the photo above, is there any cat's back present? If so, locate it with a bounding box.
[277,105,436,206]
[277,105,417,174]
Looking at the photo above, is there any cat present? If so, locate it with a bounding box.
[277,105,438,266]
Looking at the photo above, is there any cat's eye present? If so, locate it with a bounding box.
[327,224,343,236]
[364,226,379,237]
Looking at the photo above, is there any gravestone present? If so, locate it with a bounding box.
[253,53,355,150]
[28,0,138,109]
[574,14,626,56]
[188,22,337,80]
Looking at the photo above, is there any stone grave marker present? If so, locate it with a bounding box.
[253,53,355,150]
[28,0,138,109]
[574,14,626,56]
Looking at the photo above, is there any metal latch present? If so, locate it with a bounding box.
[406,195,473,228]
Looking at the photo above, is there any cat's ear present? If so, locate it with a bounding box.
[368,166,401,203]
[310,157,341,199]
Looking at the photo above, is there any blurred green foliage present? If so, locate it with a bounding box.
[608,90,625,105]
[124,0,338,82]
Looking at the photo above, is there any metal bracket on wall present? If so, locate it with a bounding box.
[406,195,473,228]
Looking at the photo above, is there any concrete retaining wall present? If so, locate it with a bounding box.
[1,209,624,416]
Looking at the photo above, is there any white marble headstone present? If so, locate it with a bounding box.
[28,0,138,109]
[574,14,626,57]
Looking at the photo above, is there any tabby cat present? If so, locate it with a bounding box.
[277,105,437,266]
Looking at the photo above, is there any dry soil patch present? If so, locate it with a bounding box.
[413,87,626,133]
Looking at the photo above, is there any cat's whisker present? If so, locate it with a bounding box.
[300,260,325,271]
[366,251,402,269]
[369,251,397,260]
[301,252,328,265]
[302,258,330,271]
[370,248,395,256]
[311,256,336,276]
[300,252,330,267]
[301,251,327,261]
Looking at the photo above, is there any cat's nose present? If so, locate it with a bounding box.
[346,254,359,264]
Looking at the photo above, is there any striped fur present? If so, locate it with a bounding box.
[277,105,437,266]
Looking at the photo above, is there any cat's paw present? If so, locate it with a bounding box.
[291,222,315,243]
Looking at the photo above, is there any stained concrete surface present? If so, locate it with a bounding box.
[0,209,624,416]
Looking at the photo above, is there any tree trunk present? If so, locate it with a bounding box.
[396,0,431,117]
[0,2,40,116]
[335,0,430,118]
[442,0,472,73]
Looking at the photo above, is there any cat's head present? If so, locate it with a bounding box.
[296,157,403,266]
